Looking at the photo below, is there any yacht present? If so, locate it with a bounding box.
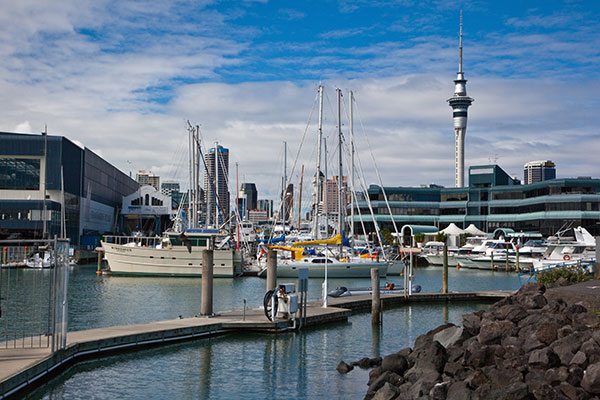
[101,229,243,277]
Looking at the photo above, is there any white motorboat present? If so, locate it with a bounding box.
[25,252,53,269]
[420,241,459,267]
[101,230,243,277]
[328,282,421,297]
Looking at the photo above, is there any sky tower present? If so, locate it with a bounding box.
[447,11,474,188]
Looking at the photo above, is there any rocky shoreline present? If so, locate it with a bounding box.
[337,282,600,400]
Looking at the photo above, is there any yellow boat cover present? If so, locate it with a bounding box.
[292,234,342,247]
[267,245,307,260]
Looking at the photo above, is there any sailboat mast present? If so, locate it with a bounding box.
[298,164,304,229]
[61,166,66,238]
[349,90,355,246]
[313,85,324,240]
[283,141,287,234]
[337,88,343,252]
[187,123,193,229]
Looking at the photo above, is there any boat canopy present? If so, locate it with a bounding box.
[258,234,286,244]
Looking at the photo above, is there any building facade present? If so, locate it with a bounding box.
[524,160,556,185]
[257,199,273,218]
[351,164,600,237]
[0,132,138,245]
[136,169,160,190]
[204,145,229,227]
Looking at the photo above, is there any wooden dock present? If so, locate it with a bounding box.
[0,290,512,399]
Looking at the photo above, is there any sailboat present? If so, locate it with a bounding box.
[100,124,243,277]
[258,86,389,278]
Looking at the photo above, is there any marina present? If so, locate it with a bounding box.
[0,263,521,399]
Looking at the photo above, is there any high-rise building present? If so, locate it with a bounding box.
[240,183,258,211]
[524,160,556,184]
[204,144,229,227]
[447,12,474,188]
[323,176,348,219]
[257,199,273,218]
[161,181,180,196]
[136,169,160,190]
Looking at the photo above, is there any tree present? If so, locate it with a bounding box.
[414,232,425,243]
[381,228,394,245]
[435,232,447,243]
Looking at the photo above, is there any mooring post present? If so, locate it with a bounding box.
[371,268,380,325]
[505,245,509,272]
[96,249,102,274]
[201,249,214,316]
[516,246,520,273]
[266,249,277,292]
[442,242,448,294]
[491,251,494,271]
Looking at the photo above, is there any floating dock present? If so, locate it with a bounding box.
[0,290,511,399]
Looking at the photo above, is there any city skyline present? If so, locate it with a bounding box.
[0,1,599,201]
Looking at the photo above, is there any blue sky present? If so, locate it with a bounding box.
[0,0,599,202]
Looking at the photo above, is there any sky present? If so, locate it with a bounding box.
[1,0,599,202]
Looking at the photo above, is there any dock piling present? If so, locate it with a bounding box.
[491,252,494,271]
[505,246,509,272]
[371,268,380,325]
[516,247,520,273]
[266,249,277,292]
[201,249,214,316]
[442,243,448,294]
[96,250,102,274]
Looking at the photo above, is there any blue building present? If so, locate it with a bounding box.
[352,164,600,237]
[0,131,139,246]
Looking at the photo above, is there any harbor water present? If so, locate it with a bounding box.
[2,265,522,399]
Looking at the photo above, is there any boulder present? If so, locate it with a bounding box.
[381,353,408,375]
[572,312,600,330]
[372,382,399,400]
[545,366,569,386]
[447,381,472,400]
[336,361,353,374]
[529,347,561,369]
[536,322,559,345]
[367,371,402,394]
[463,313,482,336]
[434,325,470,349]
[581,362,600,394]
[478,319,515,345]
[558,382,590,400]
[571,351,588,369]
[429,381,449,400]
[368,367,384,385]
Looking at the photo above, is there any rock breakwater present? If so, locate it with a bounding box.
[338,283,600,400]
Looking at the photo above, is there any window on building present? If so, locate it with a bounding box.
[0,158,41,190]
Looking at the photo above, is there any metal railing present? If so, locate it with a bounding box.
[103,235,163,247]
[0,237,70,351]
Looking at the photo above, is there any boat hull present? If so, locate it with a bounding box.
[100,242,242,277]
[259,261,389,278]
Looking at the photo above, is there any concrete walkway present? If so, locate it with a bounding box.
[0,290,510,399]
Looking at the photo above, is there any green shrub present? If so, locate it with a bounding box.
[435,232,447,243]
[536,265,591,286]
[414,233,425,243]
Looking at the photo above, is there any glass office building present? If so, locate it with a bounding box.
[0,132,139,245]
[352,164,600,237]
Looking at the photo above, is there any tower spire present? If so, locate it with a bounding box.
[447,11,474,188]
[459,10,463,73]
